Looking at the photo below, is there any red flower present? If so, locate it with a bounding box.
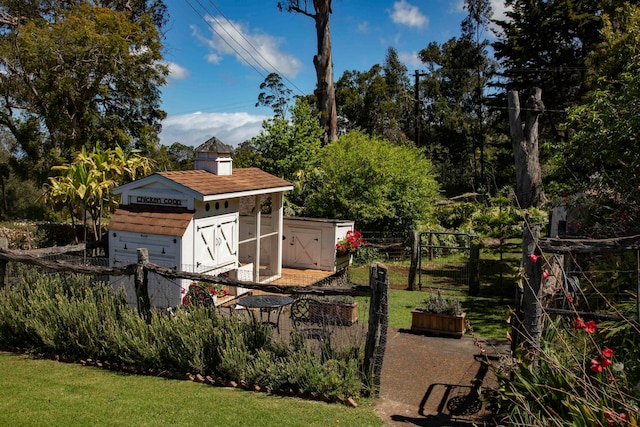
[182,295,189,306]
[574,318,585,329]
[602,348,614,358]
[601,358,612,368]
[529,254,538,263]
[542,270,549,280]
[181,288,186,295]
[584,320,598,333]
[590,359,602,373]
[566,295,574,303]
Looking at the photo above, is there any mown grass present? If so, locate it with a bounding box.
[350,243,519,340]
[0,352,383,427]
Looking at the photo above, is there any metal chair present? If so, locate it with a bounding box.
[289,297,332,344]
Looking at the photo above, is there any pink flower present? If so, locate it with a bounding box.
[574,318,585,330]
[542,270,549,280]
[601,358,612,368]
[529,254,539,263]
[602,348,614,358]
[584,320,598,333]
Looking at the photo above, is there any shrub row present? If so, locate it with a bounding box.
[0,272,366,401]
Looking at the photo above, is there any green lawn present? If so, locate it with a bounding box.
[351,255,514,340]
[0,352,383,427]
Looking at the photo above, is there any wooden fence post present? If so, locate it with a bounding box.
[364,263,389,397]
[0,237,7,287]
[468,242,480,296]
[135,248,151,322]
[408,231,419,291]
[520,225,543,358]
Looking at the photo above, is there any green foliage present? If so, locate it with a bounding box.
[44,144,154,240]
[497,320,640,426]
[0,2,167,181]
[335,47,412,146]
[256,72,292,119]
[250,97,323,182]
[416,291,463,316]
[0,273,368,401]
[304,130,441,233]
[434,202,480,230]
[561,4,640,237]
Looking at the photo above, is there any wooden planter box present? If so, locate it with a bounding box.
[411,310,466,338]
[312,301,359,325]
[335,252,352,270]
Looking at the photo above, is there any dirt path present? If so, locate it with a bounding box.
[375,328,510,426]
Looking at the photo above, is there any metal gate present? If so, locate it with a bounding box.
[418,231,473,291]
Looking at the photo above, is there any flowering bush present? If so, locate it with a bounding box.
[181,281,227,307]
[335,230,366,254]
[498,312,640,426]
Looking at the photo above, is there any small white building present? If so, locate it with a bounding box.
[108,137,354,308]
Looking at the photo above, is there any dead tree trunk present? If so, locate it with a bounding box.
[508,88,547,208]
[281,0,338,144]
[520,225,543,368]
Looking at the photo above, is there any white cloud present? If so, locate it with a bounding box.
[164,61,190,80]
[357,21,370,33]
[193,16,303,78]
[399,51,422,68]
[389,1,428,29]
[159,111,269,148]
[490,0,510,23]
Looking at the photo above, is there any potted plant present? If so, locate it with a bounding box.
[411,291,466,337]
[182,281,228,307]
[311,295,359,325]
[335,229,366,269]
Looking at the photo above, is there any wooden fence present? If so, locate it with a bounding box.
[512,229,640,353]
[0,242,389,396]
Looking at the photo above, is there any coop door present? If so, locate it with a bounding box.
[216,214,237,266]
[196,214,237,272]
[289,228,321,269]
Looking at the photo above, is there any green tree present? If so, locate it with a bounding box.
[45,145,154,241]
[249,98,323,182]
[155,142,195,171]
[336,47,413,146]
[418,0,496,196]
[492,0,612,144]
[562,3,640,235]
[256,73,293,119]
[304,130,441,233]
[0,2,167,182]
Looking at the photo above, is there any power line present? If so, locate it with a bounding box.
[184,0,269,82]
[206,0,307,96]
[184,0,307,98]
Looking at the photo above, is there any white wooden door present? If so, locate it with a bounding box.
[196,218,218,271]
[289,227,321,269]
[195,213,238,272]
[216,214,238,266]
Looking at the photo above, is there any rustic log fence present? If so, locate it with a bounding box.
[0,241,389,396]
[511,230,640,354]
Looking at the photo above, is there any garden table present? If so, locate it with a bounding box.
[236,295,293,332]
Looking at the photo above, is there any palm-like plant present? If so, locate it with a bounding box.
[45,144,154,242]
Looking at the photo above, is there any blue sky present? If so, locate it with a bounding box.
[158,0,508,148]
